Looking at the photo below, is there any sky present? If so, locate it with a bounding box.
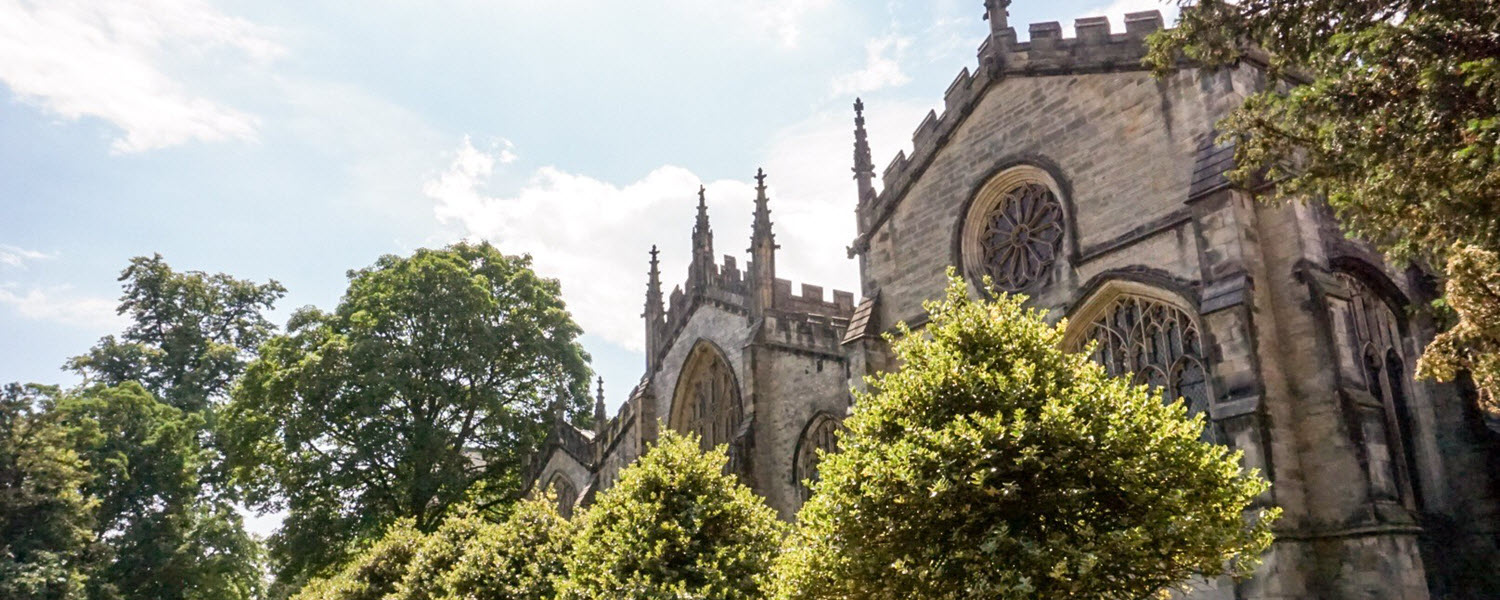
[0,0,1178,440]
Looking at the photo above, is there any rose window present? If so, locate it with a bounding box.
[978,183,1064,291]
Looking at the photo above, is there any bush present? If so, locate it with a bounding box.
[773,274,1277,599]
[558,430,783,600]
[440,496,573,600]
[292,520,424,600]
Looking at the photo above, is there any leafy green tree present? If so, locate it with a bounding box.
[1146,0,1500,404]
[224,242,592,587]
[290,521,426,600]
[68,254,285,413]
[439,496,572,600]
[0,384,95,600]
[55,383,264,600]
[1418,245,1500,415]
[558,430,783,600]
[772,276,1276,600]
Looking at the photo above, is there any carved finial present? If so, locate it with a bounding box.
[983,0,1010,31]
[751,168,775,244]
[593,376,607,435]
[644,245,664,314]
[853,98,876,206]
[690,186,715,289]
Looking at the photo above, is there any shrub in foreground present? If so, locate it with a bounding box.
[773,274,1278,599]
[558,430,783,600]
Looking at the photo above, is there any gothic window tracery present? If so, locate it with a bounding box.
[670,343,744,454]
[1070,290,1216,441]
[794,413,841,502]
[961,166,1067,293]
[1337,272,1421,506]
[548,474,578,518]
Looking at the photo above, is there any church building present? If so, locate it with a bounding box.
[527,4,1500,598]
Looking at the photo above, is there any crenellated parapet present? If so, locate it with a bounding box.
[759,311,851,358]
[772,279,856,319]
[854,11,1170,247]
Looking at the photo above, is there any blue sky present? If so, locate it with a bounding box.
[0,0,1176,419]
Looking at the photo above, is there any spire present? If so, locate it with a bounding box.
[852,98,876,206]
[689,185,715,290]
[593,376,607,436]
[643,245,665,371]
[751,168,774,240]
[644,244,663,314]
[748,168,778,316]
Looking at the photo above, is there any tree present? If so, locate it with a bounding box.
[290,521,425,600]
[53,383,264,600]
[557,430,783,600]
[1146,0,1500,405]
[223,242,592,587]
[439,496,572,600]
[0,384,95,600]
[1417,245,1500,416]
[68,254,285,413]
[772,276,1276,600]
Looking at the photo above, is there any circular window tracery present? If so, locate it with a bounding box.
[961,167,1067,293]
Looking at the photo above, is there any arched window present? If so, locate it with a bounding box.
[548,474,578,518]
[1066,286,1215,441]
[669,342,743,453]
[1337,272,1421,507]
[794,413,841,502]
[960,165,1067,293]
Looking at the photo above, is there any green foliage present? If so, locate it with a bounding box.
[1146,0,1500,407]
[558,430,783,600]
[55,383,264,600]
[389,508,487,600]
[773,275,1277,600]
[1418,245,1500,414]
[0,384,95,600]
[224,242,592,586]
[291,521,425,600]
[68,254,284,413]
[440,496,572,600]
[296,497,571,600]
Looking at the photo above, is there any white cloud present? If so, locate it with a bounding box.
[0,0,283,153]
[0,285,125,330]
[426,96,933,353]
[0,245,52,269]
[831,35,913,97]
[743,0,834,48]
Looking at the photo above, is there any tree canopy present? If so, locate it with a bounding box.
[1146,0,1500,407]
[558,430,783,600]
[54,383,263,600]
[772,275,1276,599]
[68,254,284,413]
[0,384,95,600]
[223,242,592,586]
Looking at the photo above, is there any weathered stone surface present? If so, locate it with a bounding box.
[529,11,1500,599]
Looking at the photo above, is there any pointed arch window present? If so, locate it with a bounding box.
[1067,287,1215,441]
[547,474,578,518]
[794,413,841,502]
[670,343,744,453]
[1337,272,1421,507]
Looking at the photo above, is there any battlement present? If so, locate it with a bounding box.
[864,11,1169,227]
[760,310,851,358]
[773,278,856,319]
